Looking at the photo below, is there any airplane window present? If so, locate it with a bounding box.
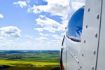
[66,7,84,42]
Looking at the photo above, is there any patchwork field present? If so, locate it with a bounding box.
[0,50,60,70]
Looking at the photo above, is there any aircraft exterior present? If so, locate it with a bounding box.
[61,0,105,70]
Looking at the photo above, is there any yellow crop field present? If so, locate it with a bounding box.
[0,60,60,70]
[0,60,59,66]
[0,50,60,70]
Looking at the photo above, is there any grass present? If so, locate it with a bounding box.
[0,60,59,66]
[0,60,60,70]
[0,50,60,70]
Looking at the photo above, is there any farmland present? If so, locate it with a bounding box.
[0,50,60,70]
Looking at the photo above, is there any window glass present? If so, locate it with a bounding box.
[67,7,84,41]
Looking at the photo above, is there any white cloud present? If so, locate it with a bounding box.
[36,15,60,27]
[28,0,85,29]
[35,16,59,32]
[35,26,58,33]
[28,0,70,20]
[0,35,61,50]
[71,2,85,10]
[0,14,4,19]
[12,0,72,34]
[36,36,48,40]
[0,26,21,39]
[27,0,71,34]
[52,34,62,40]
[34,16,66,33]
[13,1,27,8]
[35,28,44,32]
[39,33,48,37]
[33,38,61,50]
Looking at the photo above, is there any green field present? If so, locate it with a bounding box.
[0,50,60,70]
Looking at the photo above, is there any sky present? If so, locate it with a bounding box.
[0,0,85,50]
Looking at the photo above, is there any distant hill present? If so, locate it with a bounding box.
[0,50,60,54]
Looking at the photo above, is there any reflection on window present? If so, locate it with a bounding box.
[66,7,84,42]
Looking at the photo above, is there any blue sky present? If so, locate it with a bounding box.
[0,0,84,50]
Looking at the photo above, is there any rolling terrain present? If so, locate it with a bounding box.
[0,50,60,70]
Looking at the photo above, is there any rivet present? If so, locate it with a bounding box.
[78,69,80,70]
[80,66,82,69]
[93,51,96,55]
[82,54,84,56]
[92,67,94,70]
[86,25,88,29]
[88,8,90,12]
[84,40,86,43]
[78,61,79,64]
[97,15,100,19]
[95,34,98,38]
